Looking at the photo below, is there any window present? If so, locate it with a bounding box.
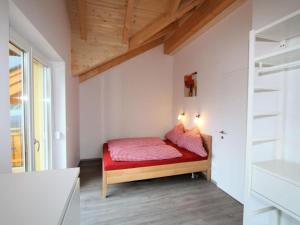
[9,43,26,173]
[32,59,51,171]
[9,42,52,172]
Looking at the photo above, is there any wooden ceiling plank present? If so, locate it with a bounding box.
[79,37,164,82]
[69,0,172,75]
[129,0,204,48]
[123,0,135,43]
[78,0,87,40]
[164,0,242,54]
[169,0,182,15]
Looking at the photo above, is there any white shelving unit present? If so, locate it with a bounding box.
[244,10,300,225]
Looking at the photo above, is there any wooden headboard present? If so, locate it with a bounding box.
[201,133,212,181]
[201,133,212,163]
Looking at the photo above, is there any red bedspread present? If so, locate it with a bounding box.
[103,140,208,171]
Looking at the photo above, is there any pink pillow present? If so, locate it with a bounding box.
[165,123,184,144]
[187,127,200,136]
[177,131,207,157]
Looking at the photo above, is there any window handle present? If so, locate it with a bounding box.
[34,139,40,152]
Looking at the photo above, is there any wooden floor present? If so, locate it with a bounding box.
[80,160,243,225]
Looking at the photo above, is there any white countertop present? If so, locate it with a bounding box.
[0,168,79,225]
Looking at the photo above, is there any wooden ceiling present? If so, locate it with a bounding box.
[67,0,244,82]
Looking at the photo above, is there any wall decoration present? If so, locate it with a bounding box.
[184,72,197,97]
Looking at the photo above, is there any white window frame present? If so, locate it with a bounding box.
[9,27,53,171]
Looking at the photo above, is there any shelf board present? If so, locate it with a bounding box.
[256,37,278,43]
[256,10,300,42]
[258,60,300,75]
[253,112,280,119]
[252,138,279,145]
[250,206,278,216]
[254,88,280,93]
[255,44,300,65]
[253,160,300,188]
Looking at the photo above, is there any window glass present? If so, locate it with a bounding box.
[9,43,26,172]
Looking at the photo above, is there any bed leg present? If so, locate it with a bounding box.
[191,172,195,179]
[206,168,211,182]
[102,168,108,198]
[102,181,108,198]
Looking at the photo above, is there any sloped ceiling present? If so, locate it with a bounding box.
[67,0,245,82]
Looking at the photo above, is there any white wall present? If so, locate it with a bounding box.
[11,0,80,167]
[252,0,300,29]
[80,46,173,159]
[172,1,251,203]
[0,0,11,173]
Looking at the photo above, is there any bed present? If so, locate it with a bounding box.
[102,133,212,198]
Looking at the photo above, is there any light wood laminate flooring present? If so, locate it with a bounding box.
[80,160,243,225]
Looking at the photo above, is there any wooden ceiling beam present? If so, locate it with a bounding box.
[79,37,164,82]
[78,0,87,40]
[78,23,178,81]
[129,0,205,49]
[169,0,182,15]
[145,22,179,44]
[9,68,21,78]
[9,82,21,97]
[123,0,135,43]
[10,75,21,87]
[164,0,243,54]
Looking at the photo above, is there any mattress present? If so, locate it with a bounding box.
[103,140,208,171]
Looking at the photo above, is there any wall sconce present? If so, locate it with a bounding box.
[194,114,201,124]
[177,112,185,121]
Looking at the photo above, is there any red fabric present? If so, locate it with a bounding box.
[103,140,208,171]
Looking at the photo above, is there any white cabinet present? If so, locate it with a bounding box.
[0,168,80,225]
[252,160,300,220]
[62,179,80,225]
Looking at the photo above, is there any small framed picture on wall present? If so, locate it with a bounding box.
[184,72,197,97]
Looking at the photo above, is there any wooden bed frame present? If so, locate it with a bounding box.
[102,134,212,198]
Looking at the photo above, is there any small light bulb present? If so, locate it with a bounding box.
[194,114,201,124]
[177,112,185,121]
